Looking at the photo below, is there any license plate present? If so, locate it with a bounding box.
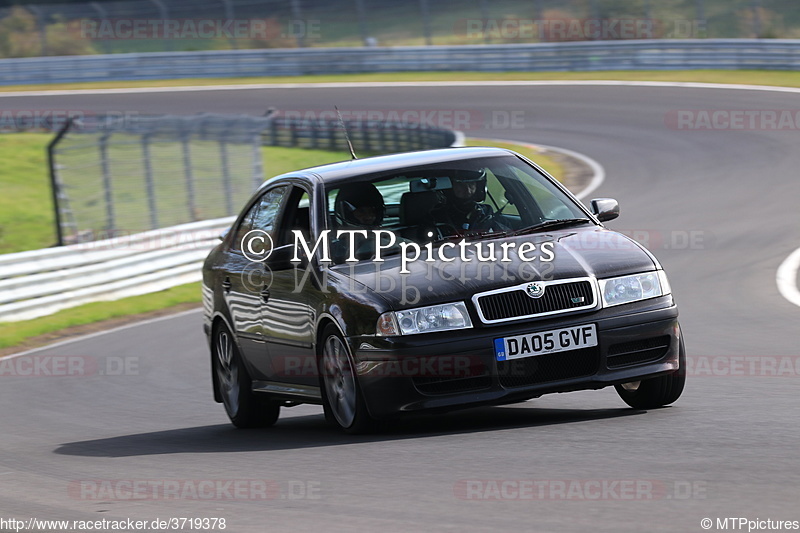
[494,324,598,361]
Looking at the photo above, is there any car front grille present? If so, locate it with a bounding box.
[496,347,600,388]
[607,336,671,368]
[475,280,595,323]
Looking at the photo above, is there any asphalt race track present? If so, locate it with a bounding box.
[2,83,800,532]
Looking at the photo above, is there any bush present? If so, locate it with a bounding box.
[0,7,96,58]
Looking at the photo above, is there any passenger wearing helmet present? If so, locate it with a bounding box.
[334,183,385,229]
[332,182,395,261]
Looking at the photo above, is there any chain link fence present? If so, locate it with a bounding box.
[0,0,794,58]
[48,113,456,245]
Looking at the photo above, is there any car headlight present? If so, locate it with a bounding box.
[599,271,671,307]
[376,302,473,336]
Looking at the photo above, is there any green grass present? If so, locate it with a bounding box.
[0,282,201,349]
[465,138,562,182]
[0,133,56,253]
[262,145,352,174]
[3,70,800,92]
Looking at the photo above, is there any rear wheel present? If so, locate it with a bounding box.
[318,325,376,434]
[213,323,280,428]
[615,338,686,409]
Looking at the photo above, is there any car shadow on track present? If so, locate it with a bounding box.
[54,405,644,457]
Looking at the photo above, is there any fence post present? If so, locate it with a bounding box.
[355,0,369,46]
[533,0,543,21]
[377,121,386,152]
[328,121,337,151]
[26,6,48,56]
[419,0,432,45]
[391,123,401,152]
[181,131,197,220]
[696,0,705,34]
[270,119,278,146]
[290,0,305,47]
[479,0,490,44]
[89,2,111,54]
[589,0,601,40]
[361,122,371,152]
[149,0,171,52]
[252,132,264,191]
[310,119,319,149]
[141,134,160,229]
[221,0,237,49]
[47,118,73,246]
[219,141,234,216]
[752,0,762,37]
[99,132,116,233]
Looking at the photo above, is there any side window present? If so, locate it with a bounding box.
[230,186,287,252]
[277,187,312,247]
[484,169,519,216]
[232,205,257,253]
[252,187,287,235]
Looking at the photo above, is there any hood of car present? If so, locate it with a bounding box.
[330,227,657,309]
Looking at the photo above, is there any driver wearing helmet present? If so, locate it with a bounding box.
[434,169,509,233]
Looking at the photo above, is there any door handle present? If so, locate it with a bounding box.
[261,288,271,302]
[222,278,232,293]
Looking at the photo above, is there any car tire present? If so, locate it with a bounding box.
[318,324,377,434]
[615,338,686,409]
[213,323,280,428]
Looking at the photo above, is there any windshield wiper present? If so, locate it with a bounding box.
[431,229,509,244]
[510,218,593,236]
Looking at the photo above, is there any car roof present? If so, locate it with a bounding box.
[260,146,515,189]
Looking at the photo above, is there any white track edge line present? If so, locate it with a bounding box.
[777,248,800,308]
[2,307,202,359]
[6,79,800,97]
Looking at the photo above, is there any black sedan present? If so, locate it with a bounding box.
[202,147,685,433]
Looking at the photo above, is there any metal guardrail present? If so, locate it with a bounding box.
[0,218,232,322]
[2,39,800,85]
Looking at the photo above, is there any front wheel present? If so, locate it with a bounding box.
[615,338,686,409]
[318,325,377,434]
[213,323,280,428]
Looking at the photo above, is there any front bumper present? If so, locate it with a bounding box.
[350,299,682,418]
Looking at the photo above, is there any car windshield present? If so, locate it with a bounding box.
[325,154,591,264]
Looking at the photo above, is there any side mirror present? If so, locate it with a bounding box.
[218,228,230,242]
[590,198,620,222]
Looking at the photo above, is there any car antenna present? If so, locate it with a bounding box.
[335,106,358,160]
